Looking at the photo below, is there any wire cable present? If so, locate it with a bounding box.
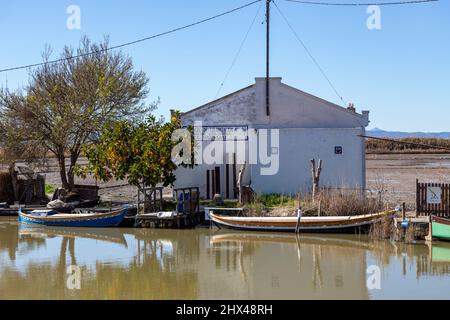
[0,0,262,74]
[283,0,438,6]
[273,0,347,106]
[214,1,264,99]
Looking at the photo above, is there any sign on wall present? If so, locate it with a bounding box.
[194,126,248,141]
[427,186,442,204]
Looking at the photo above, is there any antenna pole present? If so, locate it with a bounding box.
[266,0,270,116]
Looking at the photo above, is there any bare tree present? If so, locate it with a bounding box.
[311,158,322,203]
[0,36,153,191]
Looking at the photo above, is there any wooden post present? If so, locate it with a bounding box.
[265,0,271,116]
[215,167,221,195]
[233,154,238,199]
[226,164,230,199]
[9,164,18,202]
[238,162,246,205]
[402,202,406,221]
[137,187,141,215]
[160,188,163,211]
[311,159,322,203]
[295,210,303,234]
[206,170,210,200]
[425,215,433,242]
[311,159,316,201]
[295,193,302,233]
[212,171,216,196]
[416,179,419,218]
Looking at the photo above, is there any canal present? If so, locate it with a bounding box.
[0,217,449,299]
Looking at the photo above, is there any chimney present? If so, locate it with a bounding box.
[362,110,370,123]
[347,103,356,112]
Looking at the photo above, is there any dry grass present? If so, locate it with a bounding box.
[369,214,396,240]
[404,225,418,243]
[310,189,385,216]
[244,189,386,217]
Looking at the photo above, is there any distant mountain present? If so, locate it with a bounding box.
[367,128,450,139]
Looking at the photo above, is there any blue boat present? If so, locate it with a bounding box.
[18,207,128,227]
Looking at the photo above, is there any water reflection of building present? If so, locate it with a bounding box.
[198,233,370,299]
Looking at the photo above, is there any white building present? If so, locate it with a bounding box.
[174,77,369,199]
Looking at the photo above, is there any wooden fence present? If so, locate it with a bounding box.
[416,180,450,217]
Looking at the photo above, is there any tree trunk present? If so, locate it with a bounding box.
[238,162,246,205]
[311,159,322,203]
[58,156,70,191]
[67,171,75,190]
[8,163,18,202]
[67,166,75,191]
[67,152,80,191]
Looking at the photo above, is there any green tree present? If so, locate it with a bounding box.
[0,36,152,191]
[77,115,193,189]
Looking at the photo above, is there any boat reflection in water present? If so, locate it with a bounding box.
[18,225,129,247]
[206,232,378,299]
[0,218,450,299]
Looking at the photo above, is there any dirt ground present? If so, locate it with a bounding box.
[366,153,450,208]
[6,153,450,208]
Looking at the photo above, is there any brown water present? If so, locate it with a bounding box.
[0,217,449,300]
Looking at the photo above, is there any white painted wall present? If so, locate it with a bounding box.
[174,77,369,198]
[250,127,366,196]
[174,127,365,198]
[182,78,369,129]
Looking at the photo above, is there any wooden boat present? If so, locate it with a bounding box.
[431,216,450,241]
[209,210,396,233]
[18,207,128,227]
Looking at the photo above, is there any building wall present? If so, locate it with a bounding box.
[250,127,366,195]
[174,127,365,198]
[175,77,369,198]
[181,78,369,129]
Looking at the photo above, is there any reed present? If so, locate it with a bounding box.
[369,214,396,240]
[312,189,385,216]
[242,189,385,217]
[404,224,418,243]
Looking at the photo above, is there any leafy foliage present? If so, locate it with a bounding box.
[77,115,193,188]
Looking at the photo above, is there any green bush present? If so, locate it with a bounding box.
[45,184,56,195]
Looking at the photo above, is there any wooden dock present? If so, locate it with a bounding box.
[394,214,430,241]
[0,205,47,217]
[134,211,203,229]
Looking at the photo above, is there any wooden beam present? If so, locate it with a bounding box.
[233,154,237,199]
[215,166,221,195]
[206,170,210,200]
[226,164,230,199]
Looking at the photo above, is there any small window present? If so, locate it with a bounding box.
[335,146,343,155]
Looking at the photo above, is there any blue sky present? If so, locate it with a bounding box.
[0,0,449,131]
